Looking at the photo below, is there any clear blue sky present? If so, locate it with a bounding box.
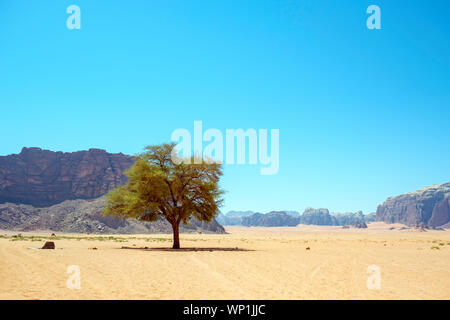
[1,0,449,214]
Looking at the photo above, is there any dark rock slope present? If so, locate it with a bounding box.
[0,196,225,234]
[376,182,450,227]
[0,147,134,207]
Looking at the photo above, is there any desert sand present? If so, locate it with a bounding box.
[0,222,449,300]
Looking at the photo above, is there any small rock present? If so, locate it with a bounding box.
[306,247,310,250]
[352,222,368,229]
[42,241,55,249]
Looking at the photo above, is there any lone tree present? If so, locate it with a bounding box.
[103,143,223,249]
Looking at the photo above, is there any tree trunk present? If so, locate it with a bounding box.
[172,222,180,249]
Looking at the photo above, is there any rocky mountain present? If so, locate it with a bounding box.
[351,222,367,229]
[284,211,301,216]
[217,211,255,225]
[333,211,376,225]
[0,147,134,207]
[225,210,255,217]
[299,208,335,225]
[0,147,225,234]
[242,211,300,227]
[217,210,301,226]
[376,182,450,227]
[239,209,375,227]
[0,196,225,234]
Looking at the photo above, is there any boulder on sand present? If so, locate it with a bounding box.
[42,241,55,249]
[352,222,367,229]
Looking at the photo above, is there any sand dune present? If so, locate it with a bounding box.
[0,223,449,299]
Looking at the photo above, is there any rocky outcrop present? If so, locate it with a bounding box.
[234,209,374,227]
[376,183,450,227]
[333,211,375,225]
[0,147,134,207]
[428,194,450,227]
[242,211,300,227]
[217,211,255,226]
[42,242,55,249]
[299,208,335,225]
[0,196,225,234]
[351,222,367,229]
[299,209,375,226]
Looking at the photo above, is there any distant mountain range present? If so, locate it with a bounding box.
[219,209,376,227]
[242,211,301,227]
[216,210,301,226]
[219,182,449,228]
[216,211,255,225]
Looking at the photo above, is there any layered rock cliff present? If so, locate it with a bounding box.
[0,147,134,207]
[376,182,450,227]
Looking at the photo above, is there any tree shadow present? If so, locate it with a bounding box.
[120,246,253,252]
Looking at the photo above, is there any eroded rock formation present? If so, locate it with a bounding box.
[0,147,134,207]
[376,183,450,227]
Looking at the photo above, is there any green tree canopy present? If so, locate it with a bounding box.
[103,143,224,249]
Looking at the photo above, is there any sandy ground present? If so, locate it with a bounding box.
[0,222,449,300]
